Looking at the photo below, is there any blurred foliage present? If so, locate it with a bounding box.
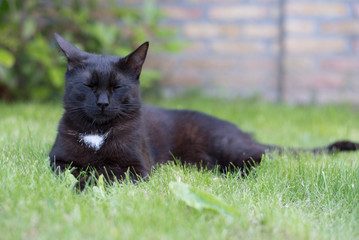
[0,0,182,101]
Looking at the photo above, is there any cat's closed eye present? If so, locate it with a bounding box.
[111,85,126,92]
[83,83,96,91]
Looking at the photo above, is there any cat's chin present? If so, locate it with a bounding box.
[90,115,116,125]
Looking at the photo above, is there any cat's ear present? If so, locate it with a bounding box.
[54,33,86,71]
[123,42,149,75]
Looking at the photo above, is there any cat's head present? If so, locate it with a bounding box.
[54,33,148,127]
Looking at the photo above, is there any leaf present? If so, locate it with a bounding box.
[26,36,52,66]
[169,181,239,217]
[92,174,106,199]
[49,67,64,88]
[22,18,36,40]
[63,169,78,189]
[29,85,52,101]
[0,48,15,67]
[140,69,162,89]
[163,41,188,53]
[0,0,10,19]
[85,22,118,48]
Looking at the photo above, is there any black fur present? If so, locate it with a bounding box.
[49,34,359,188]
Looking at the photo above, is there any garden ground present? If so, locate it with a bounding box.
[1,97,358,240]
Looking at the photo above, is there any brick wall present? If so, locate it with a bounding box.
[120,0,359,104]
[283,1,359,104]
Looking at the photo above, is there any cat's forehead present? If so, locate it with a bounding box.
[82,69,124,80]
[78,56,125,81]
[80,54,125,78]
[85,54,120,68]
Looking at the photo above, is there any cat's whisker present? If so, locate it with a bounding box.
[118,111,129,117]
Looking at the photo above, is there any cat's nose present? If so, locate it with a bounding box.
[97,93,109,109]
[97,102,109,108]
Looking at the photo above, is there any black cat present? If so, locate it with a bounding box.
[49,33,359,187]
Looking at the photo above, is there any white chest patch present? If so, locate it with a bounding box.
[80,132,109,151]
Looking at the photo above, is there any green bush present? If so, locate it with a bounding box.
[0,0,181,101]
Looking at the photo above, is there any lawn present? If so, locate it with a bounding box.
[1,97,359,240]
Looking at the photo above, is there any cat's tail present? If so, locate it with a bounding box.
[266,140,359,154]
[312,140,359,153]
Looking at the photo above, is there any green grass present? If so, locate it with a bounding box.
[1,97,359,240]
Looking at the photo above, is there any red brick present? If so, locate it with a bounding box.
[209,5,267,20]
[286,73,345,89]
[241,59,276,71]
[212,41,266,54]
[187,0,237,2]
[283,88,312,104]
[354,39,359,52]
[242,24,278,38]
[269,42,279,54]
[163,6,202,20]
[285,20,315,34]
[268,7,279,18]
[210,73,275,89]
[285,38,346,54]
[286,3,348,17]
[122,0,177,3]
[312,74,345,89]
[182,42,207,54]
[183,23,240,38]
[254,0,282,2]
[144,52,175,69]
[347,75,359,89]
[163,72,203,87]
[321,21,359,35]
[320,58,359,72]
[182,58,237,70]
[285,57,315,72]
[355,4,359,17]
[316,90,341,104]
[317,90,359,104]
